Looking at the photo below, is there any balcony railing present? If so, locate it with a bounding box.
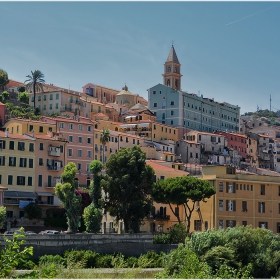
[147,214,170,220]
[47,165,61,171]
[48,147,61,157]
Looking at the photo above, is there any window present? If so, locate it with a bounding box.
[68,123,74,130]
[219,200,224,211]
[29,143,34,152]
[60,145,63,153]
[87,151,92,158]
[39,126,43,133]
[19,158,27,167]
[194,220,202,231]
[68,149,73,156]
[77,150,83,157]
[78,137,83,143]
[29,125,34,132]
[0,156,5,166]
[175,207,179,216]
[261,184,265,195]
[39,143,44,150]
[259,222,267,229]
[219,220,224,229]
[18,142,25,151]
[9,141,14,150]
[153,90,156,94]
[259,202,265,213]
[226,183,235,193]
[8,175,13,185]
[68,136,73,142]
[170,101,174,106]
[277,222,280,233]
[226,200,236,211]
[160,176,165,180]
[59,122,65,129]
[43,104,46,110]
[50,94,53,100]
[17,176,25,185]
[77,163,82,171]
[78,124,83,131]
[9,157,16,167]
[56,93,59,100]
[27,177,32,186]
[242,201,247,212]
[87,126,92,132]
[49,104,52,110]
[242,221,247,226]
[55,103,58,109]
[39,158,43,166]
[219,182,224,192]
[153,103,157,107]
[226,220,236,228]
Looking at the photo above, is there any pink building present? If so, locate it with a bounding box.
[41,116,95,187]
[0,102,5,127]
[215,130,247,159]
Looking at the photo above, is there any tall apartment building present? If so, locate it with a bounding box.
[148,45,240,132]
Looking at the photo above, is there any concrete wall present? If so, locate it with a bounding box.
[0,234,178,259]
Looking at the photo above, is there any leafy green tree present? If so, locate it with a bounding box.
[0,68,9,91]
[83,203,102,233]
[0,227,33,278]
[152,176,215,233]
[18,91,30,104]
[55,162,81,232]
[17,86,26,93]
[89,160,103,207]
[102,146,155,233]
[83,160,103,233]
[100,128,110,164]
[0,90,9,102]
[24,203,42,220]
[0,205,6,229]
[25,70,45,109]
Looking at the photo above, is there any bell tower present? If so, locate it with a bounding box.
[162,45,182,90]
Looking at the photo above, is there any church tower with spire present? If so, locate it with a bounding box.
[162,45,182,90]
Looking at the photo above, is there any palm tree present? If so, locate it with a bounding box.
[100,129,110,164]
[25,70,45,109]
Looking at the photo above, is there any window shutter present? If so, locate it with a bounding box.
[233,183,236,193]
[2,140,5,149]
[226,182,229,193]
[233,201,236,211]
[226,200,229,211]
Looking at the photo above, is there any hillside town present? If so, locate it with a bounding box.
[1,45,280,236]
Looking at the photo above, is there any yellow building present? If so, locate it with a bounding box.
[0,130,36,219]
[195,165,280,234]
[4,118,56,135]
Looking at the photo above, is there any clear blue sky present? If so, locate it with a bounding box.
[1,1,280,114]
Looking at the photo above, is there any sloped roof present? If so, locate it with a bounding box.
[166,45,180,63]
[130,103,147,110]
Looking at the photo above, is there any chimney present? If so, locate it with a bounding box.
[5,129,8,138]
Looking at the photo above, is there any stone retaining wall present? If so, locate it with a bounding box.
[0,234,178,259]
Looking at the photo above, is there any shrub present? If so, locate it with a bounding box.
[138,251,164,268]
[95,254,114,268]
[153,233,170,244]
[39,254,66,267]
[125,256,139,268]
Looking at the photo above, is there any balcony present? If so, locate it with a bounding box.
[47,165,61,171]
[48,146,61,157]
[147,214,170,221]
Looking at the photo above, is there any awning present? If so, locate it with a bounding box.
[4,191,36,199]
[120,124,136,128]
[138,123,150,127]
[36,192,54,197]
[125,115,137,119]
[19,200,34,209]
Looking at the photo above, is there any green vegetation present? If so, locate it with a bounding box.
[25,70,45,109]
[152,176,215,233]
[55,162,81,232]
[0,68,9,91]
[44,208,67,229]
[24,203,42,220]
[0,206,6,229]
[5,102,41,120]
[17,91,30,104]
[0,90,9,102]
[100,128,110,164]
[102,146,155,233]
[0,227,33,278]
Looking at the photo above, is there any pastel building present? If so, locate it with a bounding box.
[0,130,36,219]
[148,45,240,132]
[41,116,95,187]
[194,165,280,234]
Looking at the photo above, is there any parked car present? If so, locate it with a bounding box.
[3,230,14,235]
[39,230,61,235]
[25,231,37,235]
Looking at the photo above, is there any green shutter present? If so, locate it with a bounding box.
[8,175,13,185]
[38,175,42,187]
[29,159,33,168]
[9,141,14,150]
[48,175,52,187]
[28,177,32,186]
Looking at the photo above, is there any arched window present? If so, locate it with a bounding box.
[174,67,177,73]
[168,66,171,72]
[167,79,170,86]
[115,127,118,131]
